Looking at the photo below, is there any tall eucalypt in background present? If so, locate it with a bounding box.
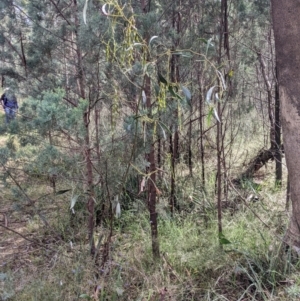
[0,88,19,124]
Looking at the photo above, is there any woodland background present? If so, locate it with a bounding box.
[0,0,296,300]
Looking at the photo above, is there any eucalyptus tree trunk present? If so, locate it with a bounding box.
[198,74,206,190]
[73,0,95,254]
[169,3,181,214]
[145,74,160,259]
[271,0,300,247]
[216,0,229,238]
[141,0,160,259]
[274,68,282,185]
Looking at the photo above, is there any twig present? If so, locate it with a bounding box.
[0,161,50,227]
[0,223,72,258]
[229,181,272,230]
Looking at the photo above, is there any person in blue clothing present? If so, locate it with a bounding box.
[0,88,18,124]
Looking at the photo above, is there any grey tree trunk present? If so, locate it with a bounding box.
[271,0,300,247]
[73,0,95,254]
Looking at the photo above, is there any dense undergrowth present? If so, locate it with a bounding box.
[1,153,300,301]
[0,108,298,301]
[0,1,294,300]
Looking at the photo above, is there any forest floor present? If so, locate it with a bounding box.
[1,126,300,300]
[0,203,36,297]
[0,130,36,299]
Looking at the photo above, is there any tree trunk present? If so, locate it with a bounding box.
[274,67,282,185]
[271,0,300,247]
[168,3,181,214]
[216,0,228,239]
[140,0,160,259]
[84,110,96,255]
[257,51,276,149]
[148,143,160,258]
[188,112,193,177]
[198,74,206,190]
[169,129,175,214]
[73,0,95,254]
[145,74,160,259]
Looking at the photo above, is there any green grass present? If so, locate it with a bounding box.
[0,139,297,301]
[7,202,291,300]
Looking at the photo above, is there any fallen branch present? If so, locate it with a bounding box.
[233,146,283,185]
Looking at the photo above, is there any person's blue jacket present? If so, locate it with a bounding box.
[1,93,18,109]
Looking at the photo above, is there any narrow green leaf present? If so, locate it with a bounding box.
[181,85,191,101]
[79,294,92,300]
[158,123,167,140]
[158,73,168,85]
[149,36,158,45]
[116,202,121,218]
[182,54,193,58]
[219,233,231,245]
[206,86,215,104]
[168,85,177,97]
[102,3,109,15]
[219,237,231,245]
[158,121,171,136]
[205,38,214,56]
[70,195,79,210]
[172,51,193,58]
[177,94,184,102]
[168,86,183,102]
[199,38,208,44]
[56,189,71,195]
[142,90,146,105]
[213,108,221,123]
[83,0,88,25]
[172,51,183,55]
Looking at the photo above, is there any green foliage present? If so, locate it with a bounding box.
[1,175,295,301]
[0,0,292,299]
[20,89,86,138]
